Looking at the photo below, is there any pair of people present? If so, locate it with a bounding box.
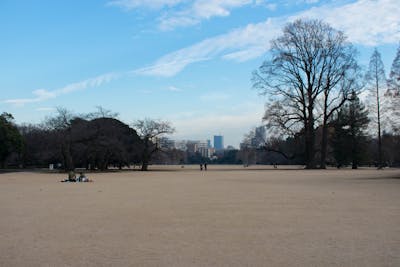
[200,163,207,171]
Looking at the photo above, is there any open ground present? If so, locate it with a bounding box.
[1,166,400,266]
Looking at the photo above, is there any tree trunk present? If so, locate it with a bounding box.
[141,138,150,171]
[62,143,74,171]
[376,66,383,169]
[305,107,316,169]
[320,122,328,169]
[351,139,358,169]
[351,119,358,169]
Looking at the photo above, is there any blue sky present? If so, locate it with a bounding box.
[1,0,399,147]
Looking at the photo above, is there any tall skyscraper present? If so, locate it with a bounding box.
[213,135,224,150]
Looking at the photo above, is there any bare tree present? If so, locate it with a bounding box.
[85,106,119,120]
[388,43,400,93]
[44,107,76,171]
[133,119,175,171]
[253,19,358,169]
[45,107,75,131]
[365,49,387,169]
[387,43,400,133]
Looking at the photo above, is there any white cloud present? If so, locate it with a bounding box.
[298,0,400,45]
[109,0,257,30]
[107,0,184,10]
[4,73,119,107]
[137,0,400,77]
[159,0,253,30]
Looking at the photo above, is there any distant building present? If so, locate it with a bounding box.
[198,147,214,158]
[207,139,212,148]
[185,140,214,158]
[186,141,198,153]
[167,139,216,158]
[214,135,224,150]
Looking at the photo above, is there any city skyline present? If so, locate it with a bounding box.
[1,0,399,147]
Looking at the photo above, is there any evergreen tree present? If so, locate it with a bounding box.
[0,113,23,168]
[332,109,351,167]
[332,91,370,169]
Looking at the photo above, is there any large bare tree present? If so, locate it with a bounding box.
[133,119,175,171]
[253,19,358,169]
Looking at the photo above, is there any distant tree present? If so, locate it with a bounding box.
[133,119,175,171]
[19,124,59,167]
[332,91,370,169]
[382,133,400,167]
[151,148,185,165]
[264,135,304,164]
[253,19,358,169]
[365,49,387,169]
[0,113,23,168]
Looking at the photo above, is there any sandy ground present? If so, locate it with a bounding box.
[1,165,400,267]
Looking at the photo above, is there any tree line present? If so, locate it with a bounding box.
[0,107,174,171]
[251,19,400,169]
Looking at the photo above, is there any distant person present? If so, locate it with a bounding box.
[200,164,203,171]
[204,163,207,171]
[61,171,76,182]
[77,172,87,182]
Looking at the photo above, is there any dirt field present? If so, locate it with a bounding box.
[1,166,399,266]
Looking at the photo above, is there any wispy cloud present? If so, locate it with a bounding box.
[158,0,253,30]
[107,0,185,10]
[109,0,259,30]
[136,0,400,77]
[4,73,119,107]
[135,17,282,77]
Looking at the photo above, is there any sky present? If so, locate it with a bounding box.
[1,0,399,148]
